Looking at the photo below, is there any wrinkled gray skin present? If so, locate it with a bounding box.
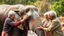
[0,5,10,35]
[23,6,45,36]
[22,6,45,36]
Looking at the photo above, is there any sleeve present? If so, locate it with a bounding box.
[43,20,59,31]
[7,19,21,27]
[7,19,15,26]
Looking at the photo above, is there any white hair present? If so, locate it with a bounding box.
[8,10,21,20]
[8,11,16,17]
[44,12,50,17]
[49,10,57,18]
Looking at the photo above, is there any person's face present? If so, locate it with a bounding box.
[11,15,15,19]
[48,14,54,20]
[44,15,49,20]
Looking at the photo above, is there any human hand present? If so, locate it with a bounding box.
[36,26,43,30]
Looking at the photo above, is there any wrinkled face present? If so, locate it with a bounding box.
[44,15,49,20]
[48,14,54,20]
[10,15,15,19]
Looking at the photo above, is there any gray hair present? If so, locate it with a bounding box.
[49,10,57,18]
[8,11,16,17]
[44,12,50,17]
[8,10,21,20]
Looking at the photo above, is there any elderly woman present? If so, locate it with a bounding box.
[42,12,51,28]
[41,12,51,36]
[37,10,64,36]
[37,12,51,36]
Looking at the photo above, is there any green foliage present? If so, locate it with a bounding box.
[50,0,60,4]
[34,0,50,13]
[0,0,64,16]
[51,0,64,16]
[0,0,37,5]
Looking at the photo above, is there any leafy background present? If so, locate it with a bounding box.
[0,0,64,16]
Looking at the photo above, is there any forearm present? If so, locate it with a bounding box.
[14,21,21,27]
[21,15,29,22]
[43,28,51,31]
[43,25,53,31]
[14,10,31,27]
[14,15,29,27]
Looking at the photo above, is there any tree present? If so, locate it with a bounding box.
[34,0,50,13]
[51,0,64,16]
[0,0,37,5]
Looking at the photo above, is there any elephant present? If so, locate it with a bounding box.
[0,5,42,36]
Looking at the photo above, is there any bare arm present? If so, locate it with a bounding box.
[14,9,32,26]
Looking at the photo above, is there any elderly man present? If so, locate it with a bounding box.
[2,11,22,36]
[37,10,64,36]
[6,5,25,36]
